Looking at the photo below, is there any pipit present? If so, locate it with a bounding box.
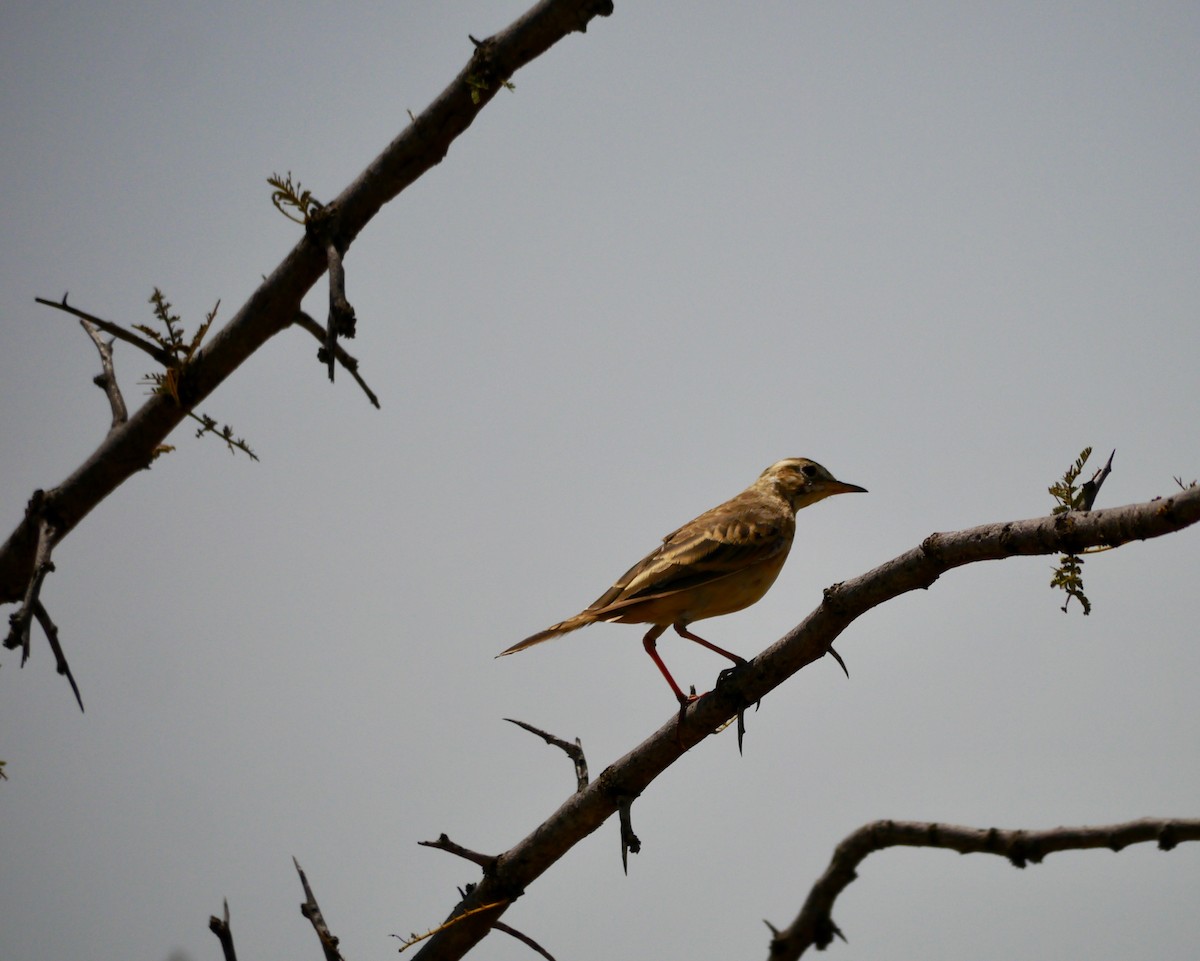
[499,458,866,704]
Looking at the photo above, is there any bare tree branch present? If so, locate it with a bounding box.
[294,857,345,961]
[768,817,1200,959]
[33,601,83,711]
[406,486,1200,960]
[1,0,614,614]
[208,899,237,961]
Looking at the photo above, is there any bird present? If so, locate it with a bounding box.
[498,458,866,705]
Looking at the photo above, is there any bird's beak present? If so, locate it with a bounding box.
[827,479,867,495]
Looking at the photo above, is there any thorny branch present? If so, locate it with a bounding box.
[767,817,1200,960]
[1,0,614,676]
[404,486,1200,960]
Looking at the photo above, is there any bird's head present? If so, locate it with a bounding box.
[759,458,867,512]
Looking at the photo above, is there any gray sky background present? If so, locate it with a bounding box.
[2,3,1198,960]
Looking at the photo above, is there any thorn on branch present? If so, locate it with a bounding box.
[493,920,559,960]
[35,601,83,711]
[616,794,641,875]
[1078,449,1116,511]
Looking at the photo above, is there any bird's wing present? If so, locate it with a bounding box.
[585,495,793,613]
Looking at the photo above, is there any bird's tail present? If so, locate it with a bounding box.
[497,613,595,657]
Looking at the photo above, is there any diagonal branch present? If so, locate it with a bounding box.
[34,602,83,711]
[419,834,499,871]
[408,486,1200,960]
[294,857,345,961]
[36,295,173,366]
[767,817,1200,959]
[1,0,614,612]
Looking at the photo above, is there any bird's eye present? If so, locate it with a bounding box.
[801,464,818,478]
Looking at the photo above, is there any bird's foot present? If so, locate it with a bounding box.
[713,659,758,755]
[716,659,748,685]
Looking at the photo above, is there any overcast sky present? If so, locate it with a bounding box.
[2,3,1198,960]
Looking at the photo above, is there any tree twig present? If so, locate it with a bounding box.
[208,899,238,961]
[36,294,172,366]
[291,310,379,408]
[34,601,83,711]
[505,718,589,791]
[419,833,499,871]
[78,318,128,429]
[767,817,1200,959]
[294,857,345,961]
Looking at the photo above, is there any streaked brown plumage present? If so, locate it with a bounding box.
[499,458,866,703]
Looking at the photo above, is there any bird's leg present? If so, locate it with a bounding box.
[673,624,746,668]
[676,623,759,753]
[642,624,692,705]
[643,626,696,748]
